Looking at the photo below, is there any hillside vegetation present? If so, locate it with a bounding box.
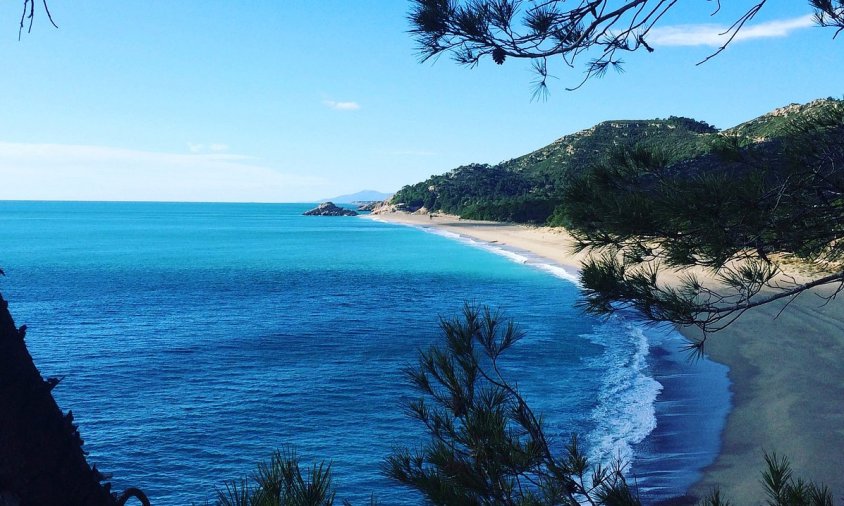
[391,98,842,224]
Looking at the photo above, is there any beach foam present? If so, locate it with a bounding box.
[397,219,664,471]
[582,319,662,469]
[406,224,583,285]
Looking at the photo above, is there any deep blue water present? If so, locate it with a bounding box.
[0,202,729,504]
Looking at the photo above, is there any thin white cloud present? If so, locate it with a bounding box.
[323,99,361,111]
[0,142,328,202]
[648,14,815,47]
[187,142,230,153]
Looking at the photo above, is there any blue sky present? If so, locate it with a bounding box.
[0,1,840,202]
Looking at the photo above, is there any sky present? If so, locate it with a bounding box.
[0,1,841,203]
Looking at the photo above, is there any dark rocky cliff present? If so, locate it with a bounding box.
[0,293,117,505]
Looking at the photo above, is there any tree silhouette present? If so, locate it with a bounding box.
[0,292,150,505]
[18,0,57,40]
[409,0,844,92]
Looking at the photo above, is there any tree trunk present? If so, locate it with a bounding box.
[0,293,116,506]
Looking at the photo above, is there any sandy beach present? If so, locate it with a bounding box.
[368,211,844,504]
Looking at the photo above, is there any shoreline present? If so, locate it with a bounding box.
[365,211,844,503]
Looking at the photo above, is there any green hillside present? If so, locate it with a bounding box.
[724,98,841,140]
[500,116,716,178]
[391,98,842,224]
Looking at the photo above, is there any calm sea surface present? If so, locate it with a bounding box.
[0,202,729,504]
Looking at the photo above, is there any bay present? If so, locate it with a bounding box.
[0,201,728,504]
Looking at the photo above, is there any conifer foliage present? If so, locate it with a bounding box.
[216,448,338,506]
[385,304,638,505]
[409,0,844,92]
[559,102,844,340]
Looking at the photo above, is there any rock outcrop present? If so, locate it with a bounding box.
[303,202,358,216]
[369,201,424,215]
[356,201,383,212]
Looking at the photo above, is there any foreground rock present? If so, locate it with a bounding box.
[303,202,358,216]
[0,293,116,504]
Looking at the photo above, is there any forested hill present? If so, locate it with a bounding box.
[498,116,716,179]
[391,98,841,224]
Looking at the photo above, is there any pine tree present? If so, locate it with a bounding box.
[409,1,844,92]
[385,304,638,505]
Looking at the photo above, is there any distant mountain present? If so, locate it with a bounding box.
[322,190,393,203]
[391,98,842,224]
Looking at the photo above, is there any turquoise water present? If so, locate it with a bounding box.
[0,202,729,504]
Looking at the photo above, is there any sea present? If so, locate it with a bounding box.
[0,201,730,505]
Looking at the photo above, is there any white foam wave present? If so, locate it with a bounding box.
[403,224,582,285]
[479,244,529,264]
[582,318,663,474]
[534,262,581,285]
[428,229,465,242]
